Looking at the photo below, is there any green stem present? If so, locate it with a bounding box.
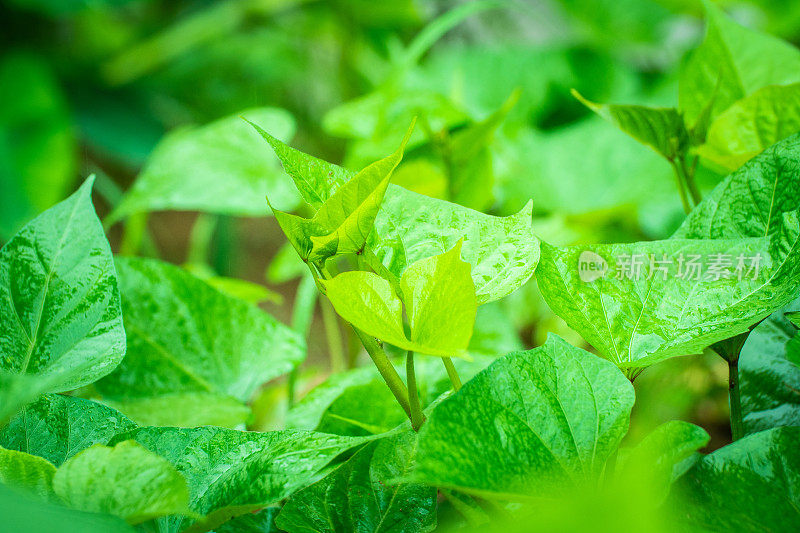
[186,213,218,266]
[669,160,692,214]
[320,298,345,372]
[287,275,318,408]
[352,328,412,419]
[679,156,702,206]
[406,351,425,431]
[119,212,149,256]
[728,359,744,441]
[442,357,462,391]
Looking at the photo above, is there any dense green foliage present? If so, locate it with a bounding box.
[2,0,800,531]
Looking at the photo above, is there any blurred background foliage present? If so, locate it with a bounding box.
[2,0,798,447]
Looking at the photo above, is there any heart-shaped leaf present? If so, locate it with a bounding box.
[322,242,477,357]
[0,394,136,466]
[94,257,304,427]
[0,176,125,414]
[276,431,436,533]
[537,225,800,373]
[53,440,192,525]
[411,335,635,499]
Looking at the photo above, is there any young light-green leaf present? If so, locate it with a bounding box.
[0,447,57,502]
[252,126,539,304]
[276,431,436,533]
[322,243,476,357]
[0,176,125,413]
[696,83,800,171]
[107,108,298,223]
[0,394,136,466]
[53,441,192,525]
[94,257,304,426]
[679,1,800,126]
[269,124,412,264]
[411,335,635,500]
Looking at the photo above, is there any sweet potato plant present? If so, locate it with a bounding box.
[1,1,800,532]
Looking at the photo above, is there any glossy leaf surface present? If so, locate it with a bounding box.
[112,426,367,533]
[95,257,304,424]
[537,227,800,371]
[411,335,635,499]
[108,108,297,221]
[53,440,192,525]
[276,432,436,533]
[0,394,136,466]
[0,177,125,409]
[672,426,800,532]
[740,300,800,434]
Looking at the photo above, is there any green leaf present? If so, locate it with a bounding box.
[108,108,297,222]
[411,335,635,499]
[0,371,54,425]
[696,83,800,171]
[253,128,539,304]
[0,483,135,533]
[446,90,519,211]
[679,1,800,126]
[537,225,800,373]
[674,132,800,240]
[0,53,76,240]
[400,241,477,353]
[0,394,136,466]
[0,176,125,411]
[53,441,192,525]
[103,393,251,429]
[614,420,709,506]
[268,124,412,263]
[671,426,800,532]
[111,426,368,533]
[249,122,352,210]
[572,90,689,161]
[740,300,800,434]
[276,431,436,533]
[788,312,800,328]
[95,257,304,426]
[322,242,476,357]
[0,447,57,502]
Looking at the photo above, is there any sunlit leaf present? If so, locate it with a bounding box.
[0,177,125,414]
[0,447,57,502]
[53,441,192,525]
[411,335,634,499]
